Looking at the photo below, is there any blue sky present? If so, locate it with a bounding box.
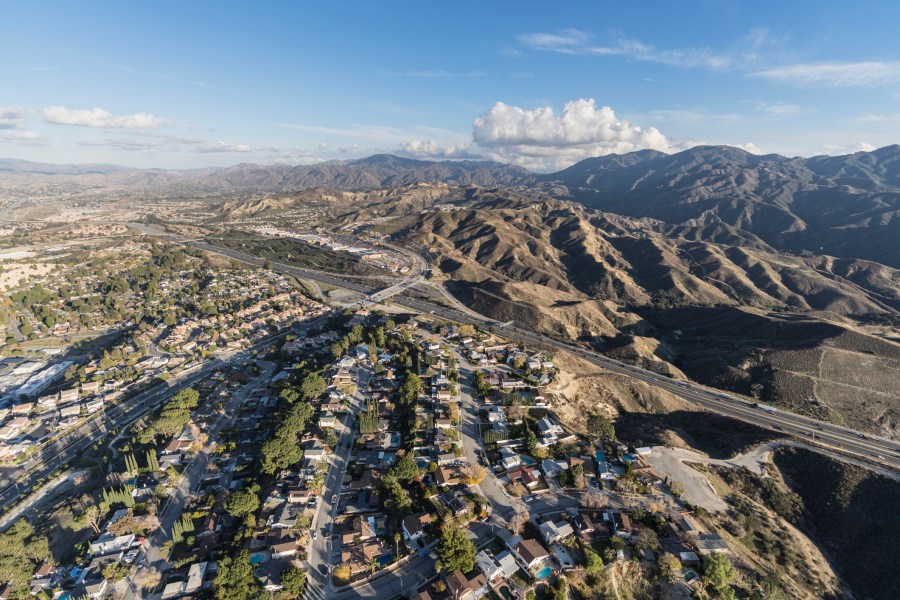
[2,1,900,170]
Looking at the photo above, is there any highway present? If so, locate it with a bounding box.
[190,239,900,473]
[0,362,220,521]
[0,316,325,524]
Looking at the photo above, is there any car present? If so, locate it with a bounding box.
[331,494,337,503]
[878,455,886,460]
[856,432,866,439]
[319,565,329,575]
[312,531,317,539]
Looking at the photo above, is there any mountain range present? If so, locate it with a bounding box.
[3,144,898,266]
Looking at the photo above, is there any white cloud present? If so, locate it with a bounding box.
[78,138,160,151]
[753,61,900,87]
[0,106,26,129]
[517,29,731,69]
[42,105,171,129]
[2,129,45,143]
[399,139,481,159]
[821,141,876,155]
[734,142,763,154]
[194,141,252,153]
[471,98,671,170]
[516,29,593,55]
[757,101,801,116]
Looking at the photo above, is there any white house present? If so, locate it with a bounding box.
[89,533,135,557]
[539,520,574,545]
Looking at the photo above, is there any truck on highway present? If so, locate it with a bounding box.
[753,403,777,414]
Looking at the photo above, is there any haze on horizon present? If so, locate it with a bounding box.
[2,0,899,171]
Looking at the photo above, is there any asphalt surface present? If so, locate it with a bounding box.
[188,239,900,473]
[0,361,219,522]
[125,360,278,600]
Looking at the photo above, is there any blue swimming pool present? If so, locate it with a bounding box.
[249,552,268,565]
[535,565,553,580]
[521,456,536,466]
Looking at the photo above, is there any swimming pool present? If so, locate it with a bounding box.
[535,565,553,580]
[520,456,536,466]
[249,551,269,565]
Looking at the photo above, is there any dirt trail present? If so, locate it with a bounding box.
[645,440,900,512]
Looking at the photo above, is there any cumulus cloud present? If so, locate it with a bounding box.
[399,139,481,159]
[753,61,900,87]
[42,105,171,129]
[471,98,671,170]
[734,142,763,154]
[821,141,876,155]
[0,106,26,129]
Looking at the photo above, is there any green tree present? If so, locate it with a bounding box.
[525,426,538,454]
[172,387,200,410]
[436,526,476,573]
[585,548,604,575]
[280,565,307,598]
[214,550,267,600]
[323,428,339,450]
[703,552,735,595]
[586,414,615,440]
[299,373,326,401]
[260,436,304,474]
[0,520,50,591]
[390,453,418,481]
[657,553,682,582]
[382,476,412,515]
[399,372,422,406]
[224,488,260,518]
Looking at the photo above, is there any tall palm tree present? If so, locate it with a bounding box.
[393,532,402,556]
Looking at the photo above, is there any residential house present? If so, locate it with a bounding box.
[509,537,550,571]
[476,550,519,583]
[539,520,574,545]
[609,512,633,538]
[444,569,488,600]
[268,503,298,529]
[435,466,461,487]
[268,530,299,558]
[499,446,521,470]
[58,388,79,404]
[401,512,432,542]
[341,540,385,575]
[319,411,338,428]
[185,561,208,594]
[535,417,564,446]
[287,486,312,504]
[89,533,135,557]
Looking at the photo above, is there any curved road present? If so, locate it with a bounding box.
[188,239,900,474]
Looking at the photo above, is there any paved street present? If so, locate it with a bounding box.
[125,359,277,599]
[188,237,900,472]
[305,366,369,597]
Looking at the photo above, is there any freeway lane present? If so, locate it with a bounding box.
[0,362,219,519]
[394,296,900,471]
[0,317,327,522]
[188,240,900,471]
